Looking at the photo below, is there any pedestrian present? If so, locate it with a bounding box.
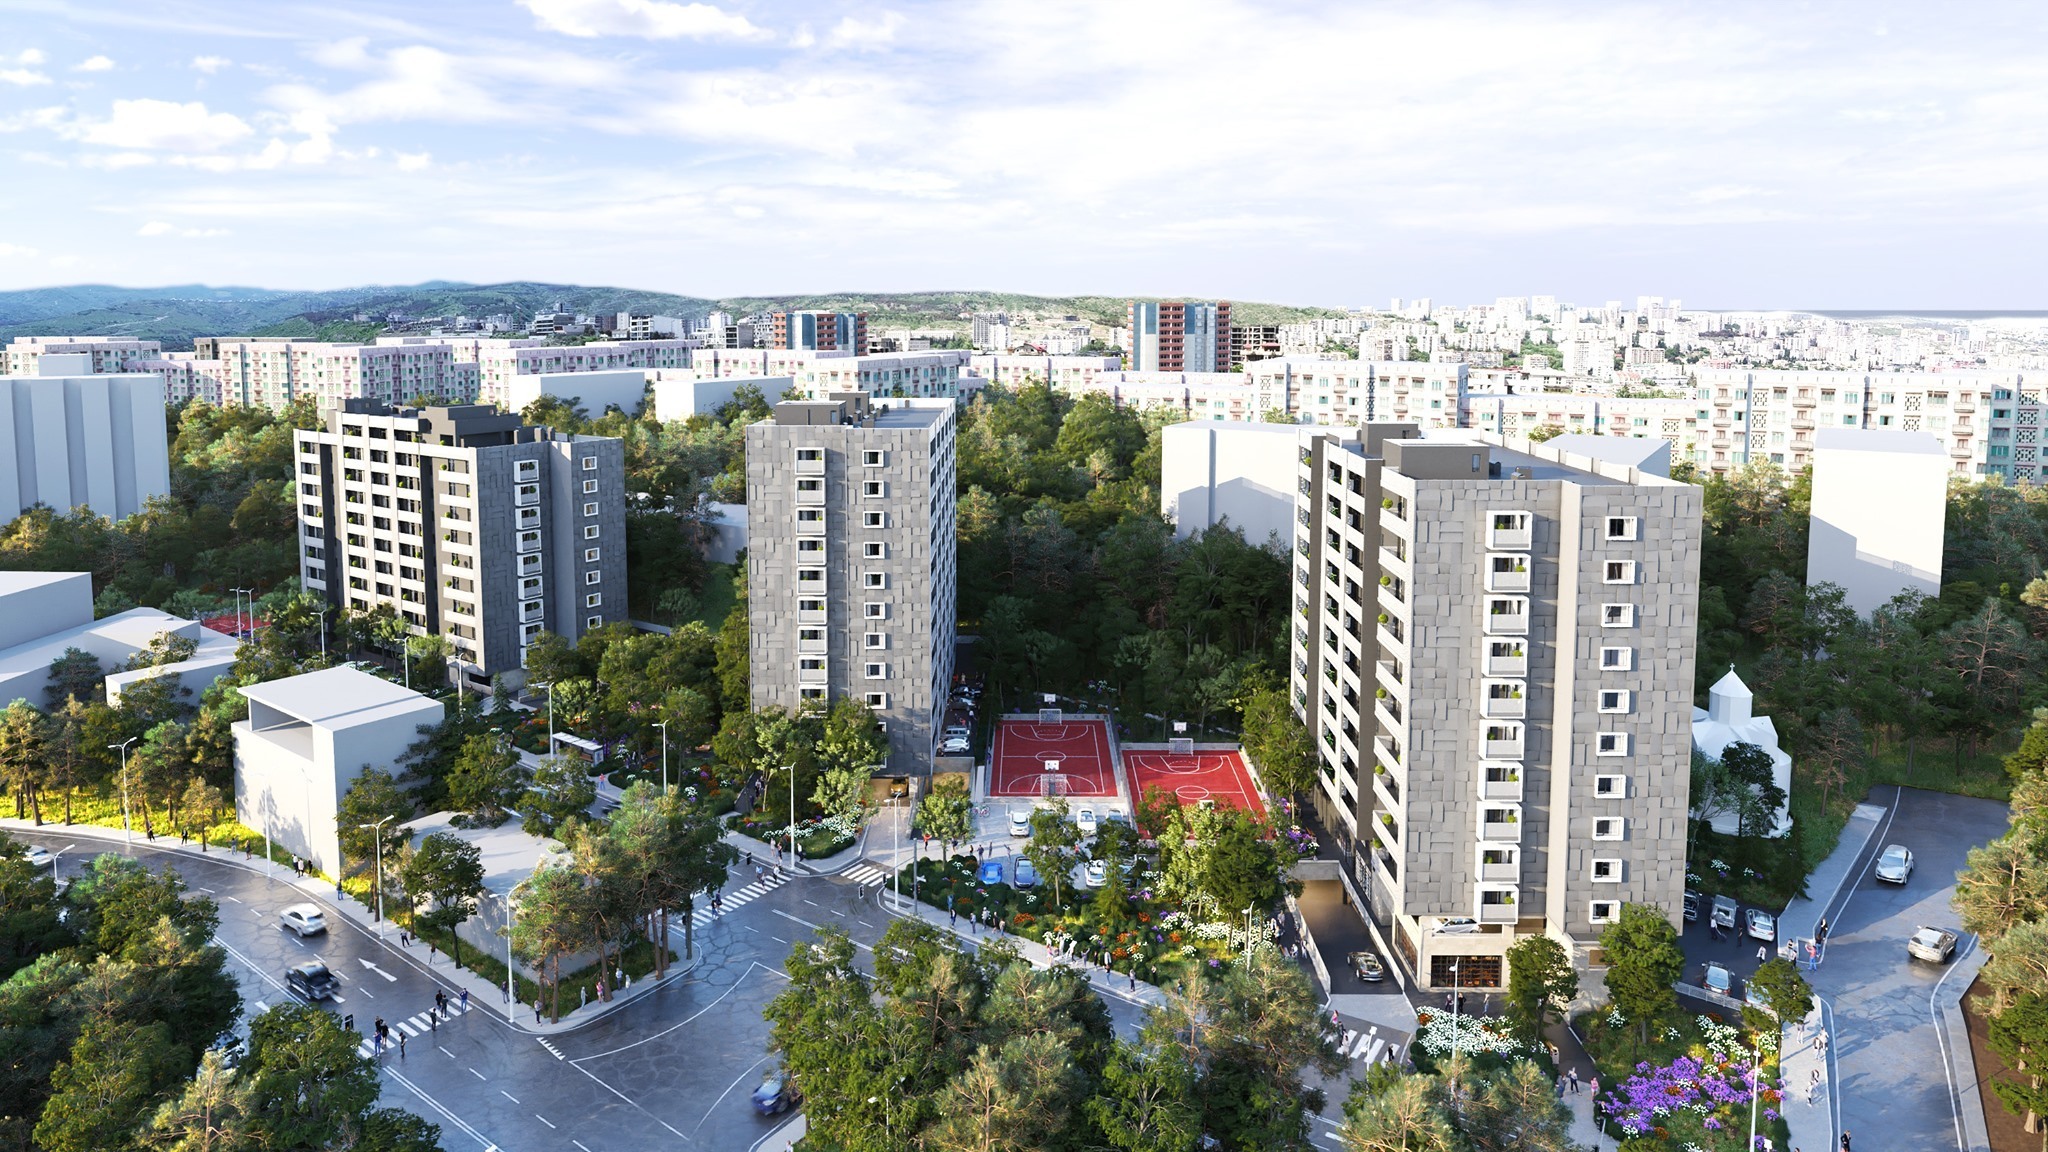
[1130,970,1137,991]
[1569,1068,1580,1094]
[1589,1076,1599,1100]
[1556,1074,1568,1096]
[1806,1080,1818,1104]
[535,997,543,1023]
[1758,944,1769,962]
[430,1012,437,1036]
[1841,1132,1851,1152]
[460,988,469,1012]
[374,1017,386,1041]
[399,1031,406,1060]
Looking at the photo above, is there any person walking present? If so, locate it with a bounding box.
[1841,1132,1851,1152]
[460,988,469,1012]
[398,1031,406,1060]
[1568,1068,1580,1094]
[1589,1076,1600,1102]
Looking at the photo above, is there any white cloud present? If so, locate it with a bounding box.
[75,55,115,72]
[82,151,156,170]
[518,0,770,41]
[191,55,232,74]
[74,99,254,151]
[0,69,51,87]
[138,220,229,238]
[823,13,904,52]
[14,49,45,66]
[396,151,431,171]
[0,242,37,258]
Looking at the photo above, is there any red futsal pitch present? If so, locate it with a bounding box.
[988,717,1119,798]
[1124,748,1266,818]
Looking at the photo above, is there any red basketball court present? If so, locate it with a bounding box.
[988,716,1119,798]
[1124,747,1266,818]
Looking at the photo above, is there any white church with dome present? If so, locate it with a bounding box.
[1690,668,1793,838]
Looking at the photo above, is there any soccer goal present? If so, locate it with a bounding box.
[1038,708,1064,725]
[1040,773,1065,798]
[1168,736,1197,758]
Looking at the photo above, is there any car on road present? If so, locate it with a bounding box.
[1076,807,1098,836]
[1876,844,1915,884]
[22,845,51,869]
[752,1067,801,1116]
[1348,951,1386,982]
[1083,860,1107,889]
[1710,895,1738,934]
[940,737,971,755]
[1702,962,1733,996]
[279,903,328,937]
[1013,859,1038,888]
[1682,889,1700,922]
[1745,908,1776,942]
[978,859,1004,886]
[285,961,340,1001]
[1908,926,1959,963]
[1009,809,1032,837]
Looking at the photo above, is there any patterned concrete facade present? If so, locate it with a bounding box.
[1292,426,1700,990]
[745,394,957,776]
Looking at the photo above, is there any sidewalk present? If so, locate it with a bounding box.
[877,886,1172,1013]
[2,816,690,1035]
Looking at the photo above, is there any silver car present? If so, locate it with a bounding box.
[279,903,328,937]
[1745,908,1776,942]
[1875,844,1914,884]
[1703,962,1733,996]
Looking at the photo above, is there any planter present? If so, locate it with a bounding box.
[1377,613,1389,624]
[1379,575,1392,586]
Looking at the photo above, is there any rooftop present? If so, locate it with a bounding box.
[239,665,439,731]
[1813,428,1945,455]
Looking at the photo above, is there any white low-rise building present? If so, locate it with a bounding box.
[496,369,648,419]
[1807,429,1946,616]
[1162,420,1354,544]
[1,359,171,523]
[650,372,792,423]
[0,572,240,707]
[233,667,444,878]
[1690,669,1792,839]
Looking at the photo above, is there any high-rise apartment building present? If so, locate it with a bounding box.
[771,311,868,353]
[193,339,476,412]
[295,402,626,689]
[4,336,161,376]
[1128,301,1230,373]
[1,362,171,522]
[745,393,957,777]
[1292,426,1700,991]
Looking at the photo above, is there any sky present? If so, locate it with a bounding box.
[1,0,2045,308]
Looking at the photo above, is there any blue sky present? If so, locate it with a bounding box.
[1,1,2045,308]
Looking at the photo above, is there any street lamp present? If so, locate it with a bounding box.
[655,721,669,793]
[49,845,71,883]
[317,603,329,662]
[783,764,796,868]
[232,587,255,640]
[1450,959,1462,1058]
[360,815,395,935]
[108,737,138,845]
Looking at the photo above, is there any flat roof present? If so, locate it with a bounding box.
[1813,428,1944,455]
[240,666,438,730]
[0,571,86,597]
[1166,419,1316,437]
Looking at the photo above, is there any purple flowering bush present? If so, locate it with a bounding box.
[1595,1046,1786,1151]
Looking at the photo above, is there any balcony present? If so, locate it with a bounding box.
[1377,618,1405,649]
[515,507,541,531]
[515,530,541,553]
[795,480,825,505]
[518,599,544,624]
[518,553,543,576]
[1372,767,1401,809]
[1374,696,1403,730]
[1477,893,1520,924]
[514,460,539,483]
[1480,762,1523,801]
[1791,418,1814,431]
[1478,848,1519,883]
[1376,657,1403,687]
[1955,400,1978,414]
[1373,734,1403,772]
[1792,394,1816,408]
[1482,724,1524,760]
[514,483,540,507]
[1486,512,1532,550]
[1484,600,1528,636]
[794,452,825,476]
[1483,640,1527,677]
[1479,805,1522,843]
[1484,554,1530,593]
[1481,680,1526,719]
[1372,810,1400,851]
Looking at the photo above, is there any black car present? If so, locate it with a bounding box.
[286,961,340,1001]
[1682,890,1700,922]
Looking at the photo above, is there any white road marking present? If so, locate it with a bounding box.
[383,1066,497,1150]
[440,1046,457,1059]
[225,895,242,903]
[573,1141,594,1152]
[500,1090,520,1104]
[359,957,398,982]
[535,1114,555,1129]
[468,1067,486,1080]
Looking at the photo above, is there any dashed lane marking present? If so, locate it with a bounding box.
[535,1115,556,1129]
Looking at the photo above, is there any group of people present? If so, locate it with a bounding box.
[366,987,470,1060]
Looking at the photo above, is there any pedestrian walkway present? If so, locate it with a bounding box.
[689,870,787,929]
[840,861,892,887]
[356,995,480,1059]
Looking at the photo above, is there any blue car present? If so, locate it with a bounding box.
[752,1068,800,1115]
[978,859,1004,885]
[1013,859,1038,888]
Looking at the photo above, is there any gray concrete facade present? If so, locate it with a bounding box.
[295,402,627,688]
[1292,426,1700,990]
[745,394,957,776]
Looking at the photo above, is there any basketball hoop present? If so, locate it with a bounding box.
[1038,707,1063,725]
[1168,736,1196,759]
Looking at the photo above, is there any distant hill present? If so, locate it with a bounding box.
[0,281,1344,350]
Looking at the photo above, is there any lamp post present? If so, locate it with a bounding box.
[360,815,395,936]
[49,845,70,883]
[783,764,796,867]
[655,721,669,793]
[232,587,254,640]
[504,890,518,1023]
[317,603,330,662]
[108,737,138,845]
[1450,959,1462,1058]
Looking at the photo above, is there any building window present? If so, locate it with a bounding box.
[862,480,886,498]
[796,478,823,494]
[862,450,886,467]
[585,571,601,585]
[864,602,888,619]
[1605,516,1639,542]
[863,662,888,679]
[586,615,602,629]
[799,686,826,702]
[864,632,887,649]
[1590,858,1622,883]
[1601,603,1635,628]
[800,657,825,673]
[1590,900,1620,924]
[1599,646,1633,671]
[799,508,825,525]
[864,542,887,559]
[583,502,599,517]
[1604,560,1637,584]
[582,456,597,471]
[583,479,598,494]
[865,692,888,708]
[796,448,823,463]
[864,572,887,589]
[864,511,887,528]
[584,525,601,539]
[799,598,824,614]
[585,548,601,562]
[1596,732,1629,756]
[1594,774,1626,798]
[1598,689,1631,713]
[585,593,603,608]
[799,627,824,643]
[1593,817,1625,841]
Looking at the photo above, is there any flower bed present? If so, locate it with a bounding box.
[729,813,860,859]
[1409,1009,1527,1073]
[1585,1012,1793,1152]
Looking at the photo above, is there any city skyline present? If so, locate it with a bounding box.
[1,1,2044,306]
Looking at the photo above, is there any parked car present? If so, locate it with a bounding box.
[1013,859,1038,888]
[1682,889,1700,922]
[1103,810,1131,828]
[978,859,1005,886]
[1908,926,1959,963]
[940,736,971,755]
[1076,807,1098,836]
[1745,908,1776,942]
[1709,895,1738,934]
[1083,860,1107,889]
[23,845,51,869]
[1875,844,1915,884]
[285,961,340,1001]
[1348,951,1386,982]
[279,904,328,938]
[1009,809,1032,837]
[1434,917,1481,935]
[1702,962,1733,996]
[752,1067,801,1116]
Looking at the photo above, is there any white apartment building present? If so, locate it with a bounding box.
[1462,391,1703,459]
[1161,420,1354,544]
[744,393,957,777]
[4,336,161,376]
[454,337,697,411]
[194,338,475,412]
[1241,359,1468,429]
[0,360,171,522]
[1292,426,1700,990]
[1691,368,2036,480]
[294,402,627,688]
[1806,430,1947,615]
[695,348,967,400]
[650,372,792,423]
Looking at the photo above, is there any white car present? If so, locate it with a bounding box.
[279,903,328,937]
[1875,844,1914,884]
[1083,860,1108,888]
[1745,908,1776,942]
[940,737,971,755]
[23,845,52,869]
[1076,807,1098,836]
[1009,809,1032,837]
[1702,962,1733,996]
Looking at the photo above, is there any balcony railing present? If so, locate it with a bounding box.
[1480,764,1524,801]
[1477,899,1519,925]
[1484,607,1528,636]
[1482,727,1524,759]
[1478,854,1519,883]
[1481,686,1526,719]
[1485,557,1530,593]
[1483,645,1527,676]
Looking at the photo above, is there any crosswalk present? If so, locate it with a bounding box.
[1336,1024,1401,1066]
[840,862,891,887]
[686,870,788,929]
[356,996,479,1058]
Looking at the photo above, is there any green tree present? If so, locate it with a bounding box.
[510,864,595,1022]
[914,777,975,844]
[401,832,487,968]
[519,752,597,837]
[1238,680,1314,808]
[1504,934,1578,1044]
[0,833,73,980]
[147,1048,259,1152]
[1744,958,1813,1032]
[44,647,103,710]
[0,700,50,824]
[813,698,886,823]
[129,719,192,839]
[1338,1066,1460,1152]
[62,853,220,960]
[446,733,525,823]
[1988,992,2048,1140]
[335,768,414,888]
[34,1016,184,1152]
[1025,798,1085,908]
[240,1003,381,1150]
[176,778,225,849]
[1954,833,2048,951]
[1600,903,1686,1050]
[1087,1041,1201,1152]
